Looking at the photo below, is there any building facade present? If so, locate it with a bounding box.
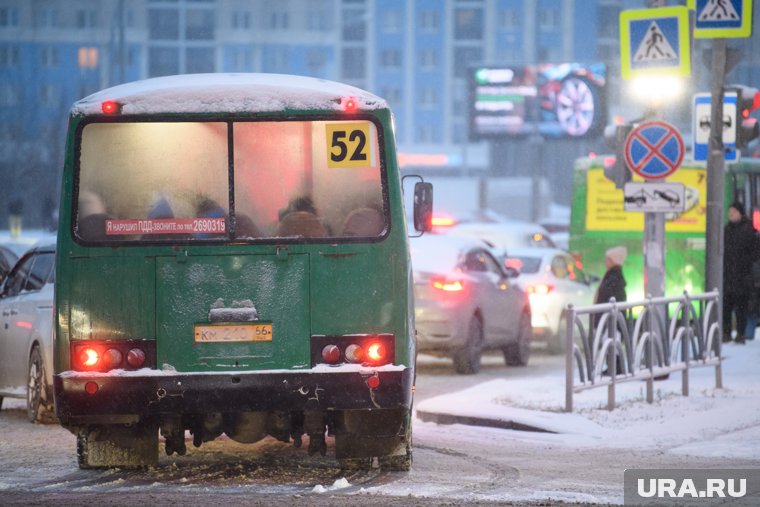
[1,0,757,226]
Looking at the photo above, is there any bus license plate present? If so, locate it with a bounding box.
[194,323,273,343]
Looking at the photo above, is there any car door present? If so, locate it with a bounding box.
[564,254,595,306]
[462,248,517,344]
[0,254,35,391]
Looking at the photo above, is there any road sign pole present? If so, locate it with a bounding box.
[644,212,666,298]
[705,38,726,302]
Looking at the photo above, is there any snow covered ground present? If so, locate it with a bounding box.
[416,340,760,461]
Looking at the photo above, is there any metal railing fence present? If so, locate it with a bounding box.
[564,290,723,412]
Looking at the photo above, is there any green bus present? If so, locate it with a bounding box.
[53,73,431,470]
[569,154,760,301]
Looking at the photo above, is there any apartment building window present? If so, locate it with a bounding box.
[306,50,327,74]
[341,47,365,79]
[342,8,366,41]
[269,10,289,29]
[0,8,19,28]
[35,9,58,28]
[419,49,438,71]
[0,46,19,66]
[40,85,60,106]
[267,48,289,73]
[454,8,483,40]
[539,8,558,31]
[186,9,214,39]
[149,9,180,39]
[381,49,401,70]
[379,86,401,107]
[0,85,18,107]
[499,8,519,31]
[77,47,98,68]
[231,11,251,30]
[419,10,439,32]
[416,125,437,144]
[307,10,330,31]
[453,47,481,77]
[41,47,59,67]
[186,47,214,73]
[419,87,437,109]
[76,10,97,29]
[382,10,401,33]
[149,47,179,76]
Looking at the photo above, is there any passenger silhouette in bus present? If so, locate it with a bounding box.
[77,191,111,241]
[276,195,327,238]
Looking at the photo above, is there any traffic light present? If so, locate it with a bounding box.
[728,84,760,148]
[603,124,632,189]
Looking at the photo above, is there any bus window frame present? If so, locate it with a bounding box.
[71,114,393,248]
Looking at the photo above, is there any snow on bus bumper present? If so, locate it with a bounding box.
[53,364,413,425]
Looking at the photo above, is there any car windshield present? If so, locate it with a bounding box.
[410,236,468,273]
[76,120,387,243]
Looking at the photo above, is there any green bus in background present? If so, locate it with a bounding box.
[569,154,760,301]
[53,74,432,470]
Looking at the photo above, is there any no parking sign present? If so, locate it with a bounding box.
[624,121,684,180]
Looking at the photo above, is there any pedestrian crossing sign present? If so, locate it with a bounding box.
[689,0,753,38]
[620,7,691,80]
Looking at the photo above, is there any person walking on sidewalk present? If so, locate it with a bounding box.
[723,201,758,344]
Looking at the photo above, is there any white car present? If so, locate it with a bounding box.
[411,234,532,374]
[502,247,598,353]
[443,220,556,250]
[0,244,57,423]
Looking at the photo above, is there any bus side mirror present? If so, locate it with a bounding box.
[413,182,433,232]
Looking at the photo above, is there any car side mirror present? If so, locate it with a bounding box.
[504,266,520,278]
[413,181,433,232]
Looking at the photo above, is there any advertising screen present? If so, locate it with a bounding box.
[469,62,607,140]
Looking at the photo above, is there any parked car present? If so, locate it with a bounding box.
[443,220,556,251]
[411,234,532,374]
[0,244,57,423]
[502,247,598,353]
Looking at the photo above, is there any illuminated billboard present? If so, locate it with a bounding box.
[469,62,607,139]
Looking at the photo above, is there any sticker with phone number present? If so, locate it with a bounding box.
[326,122,373,168]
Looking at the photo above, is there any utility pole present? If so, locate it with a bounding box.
[705,40,727,299]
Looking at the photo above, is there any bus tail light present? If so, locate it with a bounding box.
[311,334,394,367]
[71,340,155,372]
[101,100,122,115]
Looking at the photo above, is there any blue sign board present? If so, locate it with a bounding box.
[693,92,738,162]
[624,121,685,180]
[693,0,752,38]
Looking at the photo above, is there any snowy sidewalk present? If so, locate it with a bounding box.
[415,341,760,459]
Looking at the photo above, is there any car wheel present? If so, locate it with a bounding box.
[504,310,532,366]
[453,315,483,374]
[27,345,55,424]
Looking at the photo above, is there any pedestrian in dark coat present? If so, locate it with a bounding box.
[723,201,758,344]
[595,246,627,305]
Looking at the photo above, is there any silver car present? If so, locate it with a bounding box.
[411,234,532,374]
[0,244,56,423]
[503,247,598,353]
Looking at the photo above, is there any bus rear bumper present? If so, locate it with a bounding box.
[54,367,413,425]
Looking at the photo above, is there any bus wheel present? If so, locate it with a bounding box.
[504,310,532,366]
[453,315,483,374]
[77,423,159,469]
[379,448,412,471]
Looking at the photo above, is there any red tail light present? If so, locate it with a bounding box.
[311,334,394,367]
[528,284,554,295]
[71,340,155,372]
[431,215,457,228]
[431,276,465,292]
[101,100,121,114]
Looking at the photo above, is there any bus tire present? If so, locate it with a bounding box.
[338,457,373,471]
[77,423,159,469]
[453,315,483,374]
[504,310,532,366]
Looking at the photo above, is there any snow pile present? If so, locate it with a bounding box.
[311,477,351,493]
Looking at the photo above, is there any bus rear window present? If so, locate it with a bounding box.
[75,119,387,243]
